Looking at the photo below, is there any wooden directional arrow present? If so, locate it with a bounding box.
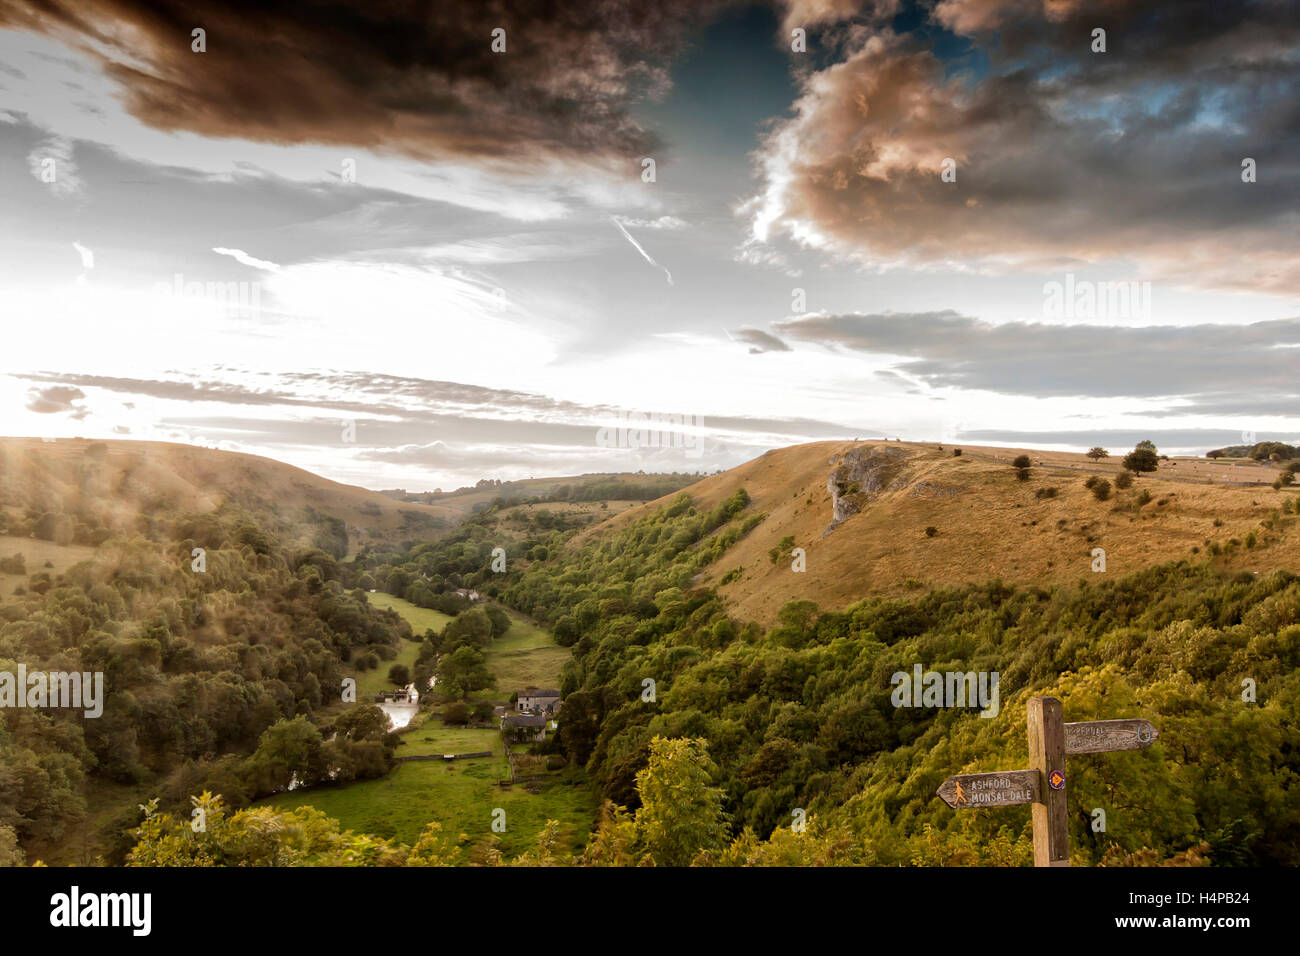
[936,769,1038,808]
[1064,719,1159,754]
[935,699,1162,867]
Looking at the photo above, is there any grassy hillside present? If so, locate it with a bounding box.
[0,437,456,555]
[577,440,1300,624]
[499,476,1300,866]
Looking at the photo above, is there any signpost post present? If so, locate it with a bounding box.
[935,696,1160,867]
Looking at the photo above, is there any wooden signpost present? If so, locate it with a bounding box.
[935,696,1160,867]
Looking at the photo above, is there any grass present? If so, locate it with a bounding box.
[0,535,96,604]
[350,637,422,700]
[265,718,596,858]
[367,591,454,635]
[477,610,569,700]
[272,595,594,857]
[367,592,568,702]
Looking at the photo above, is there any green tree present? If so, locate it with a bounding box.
[1122,447,1160,474]
[633,737,729,866]
[1086,447,1109,460]
[437,646,495,699]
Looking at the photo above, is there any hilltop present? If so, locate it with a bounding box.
[577,440,1299,625]
[0,437,457,556]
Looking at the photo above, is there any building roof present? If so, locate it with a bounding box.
[519,688,561,698]
[503,714,547,727]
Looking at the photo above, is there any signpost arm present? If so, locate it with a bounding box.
[1028,696,1070,867]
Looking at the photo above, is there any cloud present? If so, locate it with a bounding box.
[611,215,688,231]
[212,247,281,272]
[773,310,1300,403]
[747,1,1300,293]
[611,216,674,285]
[72,240,93,269]
[0,0,724,168]
[729,327,792,353]
[25,385,88,418]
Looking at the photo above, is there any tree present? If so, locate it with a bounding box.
[484,604,511,639]
[387,663,411,687]
[1012,455,1032,469]
[1136,440,1157,452]
[441,606,493,651]
[1122,447,1159,475]
[1207,449,1224,460]
[1086,447,1109,460]
[633,737,730,867]
[437,646,495,699]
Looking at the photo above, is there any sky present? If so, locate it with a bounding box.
[1,0,1297,490]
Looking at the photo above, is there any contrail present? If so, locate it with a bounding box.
[213,247,281,272]
[611,217,673,285]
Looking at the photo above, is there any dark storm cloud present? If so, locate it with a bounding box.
[772,311,1300,401]
[749,0,1300,292]
[0,0,728,163]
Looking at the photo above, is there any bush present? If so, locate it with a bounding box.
[0,553,25,575]
[1012,455,1032,469]
[1114,471,1134,490]
[952,448,962,457]
[1136,490,1152,507]
[925,526,938,537]
[387,663,411,686]
[442,701,471,726]
[1084,475,1100,489]
[1035,487,1058,499]
[1015,468,1031,482]
[1091,479,1112,501]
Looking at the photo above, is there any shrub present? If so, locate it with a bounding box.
[387,663,411,686]
[1084,475,1100,489]
[1246,531,1258,549]
[1035,487,1058,499]
[1136,490,1152,507]
[952,448,962,457]
[442,701,471,726]
[1091,479,1112,501]
[1114,472,1134,490]
[0,553,25,575]
[925,526,938,537]
[1012,455,1032,469]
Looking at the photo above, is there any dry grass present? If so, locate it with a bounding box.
[589,440,1300,625]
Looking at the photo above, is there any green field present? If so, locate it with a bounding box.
[263,595,594,857]
[367,591,455,634]
[477,610,570,699]
[266,717,595,857]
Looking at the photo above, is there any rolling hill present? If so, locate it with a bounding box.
[576,440,1300,625]
[0,437,458,554]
